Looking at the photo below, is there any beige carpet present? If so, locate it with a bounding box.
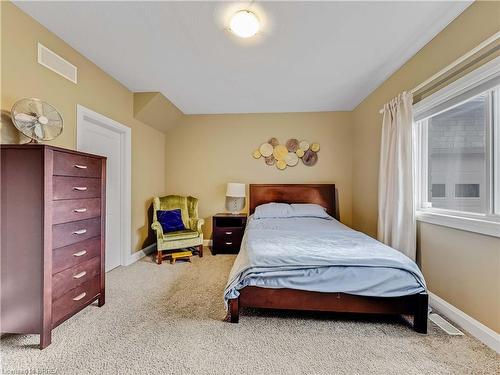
[1,253,498,375]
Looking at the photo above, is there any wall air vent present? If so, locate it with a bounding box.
[37,43,77,84]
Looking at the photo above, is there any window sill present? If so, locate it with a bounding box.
[416,211,500,238]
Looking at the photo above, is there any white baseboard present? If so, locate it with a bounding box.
[203,239,213,247]
[124,243,156,266]
[429,292,499,353]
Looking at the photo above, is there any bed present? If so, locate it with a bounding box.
[224,184,428,333]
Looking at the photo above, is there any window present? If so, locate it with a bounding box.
[431,184,446,198]
[414,57,500,237]
[455,184,480,198]
[424,92,487,212]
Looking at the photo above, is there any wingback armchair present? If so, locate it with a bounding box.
[151,195,204,264]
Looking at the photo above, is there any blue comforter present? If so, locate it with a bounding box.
[224,216,426,307]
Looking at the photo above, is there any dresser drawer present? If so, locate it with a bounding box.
[53,218,101,249]
[53,237,101,274]
[52,257,100,300]
[53,151,102,178]
[53,176,101,200]
[53,198,101,224]
[52,276,101,326]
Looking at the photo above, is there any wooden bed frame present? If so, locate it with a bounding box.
[225,184,428,333]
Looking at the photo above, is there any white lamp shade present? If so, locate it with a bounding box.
[226,183,246,197]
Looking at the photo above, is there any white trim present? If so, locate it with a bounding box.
[379,31,500,114]
[37,42,77,84]
[203,239,213,247]
[124,243,156,266]
[414,118,428,209]
[412,31,500,94]
[413,56,500,117]
[429,292,500,353]
[125,249,146,266]
[417,210,500,238]
[495,87,500,214]
[76,105,132,269]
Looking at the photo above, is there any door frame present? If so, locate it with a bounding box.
[76,104,132,269]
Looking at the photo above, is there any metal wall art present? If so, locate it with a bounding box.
[252,138,320,170]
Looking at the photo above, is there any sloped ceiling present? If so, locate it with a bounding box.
[134,92,183,132]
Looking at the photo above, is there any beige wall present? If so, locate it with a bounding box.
[352,1,500,332]
[165,112,353,238]
[418,222,500,332]
[0,2,173,253]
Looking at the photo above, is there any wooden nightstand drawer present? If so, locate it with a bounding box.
[213,238,242,253]
[213,227,243,239]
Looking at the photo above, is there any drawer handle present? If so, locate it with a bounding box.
[73,186,88,191]
[73,250,87,257]
[73,271,87,279]
[73,292,86,301]
[73,229,87,235]
[225,231,233,235]
[74,164,88,169]
[73,208,87,213]
[225,242,233,245]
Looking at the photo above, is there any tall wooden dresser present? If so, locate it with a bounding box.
[1,144,106,349]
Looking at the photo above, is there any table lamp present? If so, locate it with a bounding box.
[226,183,246,214]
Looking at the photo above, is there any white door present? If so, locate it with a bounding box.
[77,107,129,272]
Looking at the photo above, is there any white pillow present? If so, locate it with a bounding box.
[290,204,331,219]
[254,203,292,219]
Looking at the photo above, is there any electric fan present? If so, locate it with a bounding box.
[11,98,63,143]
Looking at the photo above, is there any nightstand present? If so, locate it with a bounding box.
[212,213,247,255]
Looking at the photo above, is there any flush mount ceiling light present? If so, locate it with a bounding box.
[229,10,260,38]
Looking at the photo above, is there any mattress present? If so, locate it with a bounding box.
[224,215,426,306]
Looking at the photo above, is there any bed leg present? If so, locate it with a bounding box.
[225,298,239,323]
[414,292,428,334]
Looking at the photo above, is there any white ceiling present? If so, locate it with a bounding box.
[15,1,472,114]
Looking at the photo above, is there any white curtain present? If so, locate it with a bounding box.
[378,91,416,260]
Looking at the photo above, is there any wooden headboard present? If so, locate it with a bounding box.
[249,184,338,220]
